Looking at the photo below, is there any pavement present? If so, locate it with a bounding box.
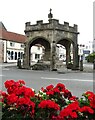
[57,62,93,73]
[0,62,93,73]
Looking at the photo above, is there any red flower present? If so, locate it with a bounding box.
[90,94,95,108]
[38,100,60,110]
[7,93,18,105]
[41,87,44,92]
[17,97,35,107]
[46,91,54,95]
[69,96,78,101]
[59,101,80,119]
[18,80,25,85]
[64,89,72,99]
[15,86,26,96]
[80,106,94,114]
[56,83,65,91]
[53,87,60,93]
[85,91,95,108]
[17,97,35,116]
[70,111,78,118]
[4,80,15,89]
[24,87,35,97]
[0,90,7,98]
[46,84,54,91]
[85,91,94,100]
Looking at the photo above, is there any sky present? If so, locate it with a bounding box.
[0,0,94,44]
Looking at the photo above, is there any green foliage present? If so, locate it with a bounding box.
[85,52,95,63]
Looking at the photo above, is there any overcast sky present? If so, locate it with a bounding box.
[0,0,94,44]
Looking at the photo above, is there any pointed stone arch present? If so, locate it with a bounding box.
[23,36,51,69]
[56,37,79,68]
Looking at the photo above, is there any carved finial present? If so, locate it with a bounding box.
[48,8,53,19]
[50,8,52,13]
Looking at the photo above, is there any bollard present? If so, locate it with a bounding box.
[80,60,83,71]
[17,58,22,69]
[93,59,95,70]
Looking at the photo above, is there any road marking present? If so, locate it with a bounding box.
[2,68,10,70]
[41,77,93,82]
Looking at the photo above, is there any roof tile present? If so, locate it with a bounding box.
[0,29,26,43]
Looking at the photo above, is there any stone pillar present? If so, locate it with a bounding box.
[66,47,71,65]
[50,41,57,71]
[43,50,50,61]
[73,44,78,69]
[80,56,83,71]
[23,43,30,69]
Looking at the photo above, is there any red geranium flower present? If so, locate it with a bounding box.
[38,100,60,110]
[59,101,80,119]
[46,84,54,91]
[80,106,94,114]
[4,80,15,89]
[56,83,65,91]
[7,93,18,105]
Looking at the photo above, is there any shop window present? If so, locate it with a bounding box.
[15,52,17,60]
[18,52,20,59]
[10,51,14,60]
[7,51,10,60]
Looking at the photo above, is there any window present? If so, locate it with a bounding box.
[35,54,40,59]
[7,50,10,60]
[10,42,15,47]
[38,46,40,50]
[15,52,17,60]
[21,52,23,59]
[18,52,20,59]
[10,51,14,60]
[7,50,10,54]
[21,44,24,48]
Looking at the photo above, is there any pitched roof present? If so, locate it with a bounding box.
[0,29,26,43]
[0,22,7,30]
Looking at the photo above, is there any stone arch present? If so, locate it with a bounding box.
[28,36,51,50]
[56,38,72,64]
[23,36,51,69]
[56,37,78,69]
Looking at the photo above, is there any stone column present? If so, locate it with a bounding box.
[43,50,51,61]
[23,43,30,69]
[73,44,78,69]
[66,45,71,65]
[50,41,57,71]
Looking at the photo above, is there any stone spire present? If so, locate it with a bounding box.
[48,8,53,19]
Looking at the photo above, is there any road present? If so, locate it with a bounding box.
[1,66,93,98]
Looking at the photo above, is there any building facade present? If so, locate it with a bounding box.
[0,22,43,63]
[78,40,95,61]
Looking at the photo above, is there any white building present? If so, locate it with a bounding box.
[78,40,95,61]
[56,44,66,61]
[0,22,43,63]
[30,44,44,63]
